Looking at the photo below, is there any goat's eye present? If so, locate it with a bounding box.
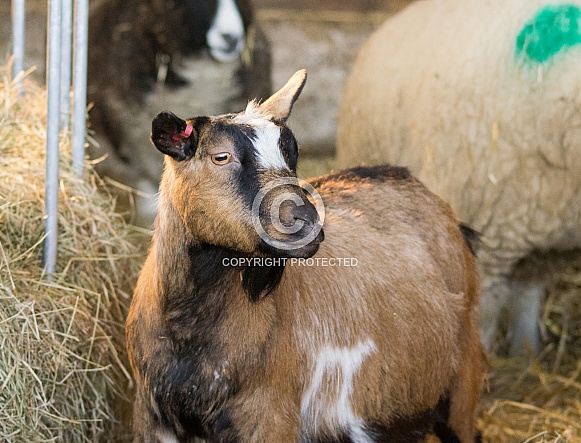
[211,153,232,165]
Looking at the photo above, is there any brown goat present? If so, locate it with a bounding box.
[126,70,486,443]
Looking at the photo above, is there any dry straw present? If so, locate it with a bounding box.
[0,64,143,442]
[479,258,581,443]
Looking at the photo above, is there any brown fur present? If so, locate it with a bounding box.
[126,72,486,442]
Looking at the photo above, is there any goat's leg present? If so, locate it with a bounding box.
[444,305,487,443]
[214,387,300,443]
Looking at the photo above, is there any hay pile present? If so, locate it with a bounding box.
[480,259,581,443]
[0,66,144,441]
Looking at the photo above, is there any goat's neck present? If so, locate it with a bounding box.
[152,201,285,332]
[152,202,240,289]
[150,203,238,346]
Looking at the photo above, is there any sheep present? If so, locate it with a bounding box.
[336,0,581,355]
[87,0,271,227]
[125,69,486,443]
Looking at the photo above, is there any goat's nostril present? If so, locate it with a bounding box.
[291,204,318,226]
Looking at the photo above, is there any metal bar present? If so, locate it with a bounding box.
[72,0,89,176]
[11,0,26,80]
[44,0,63,276]
[60,0,73,130]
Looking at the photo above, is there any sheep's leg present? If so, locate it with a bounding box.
[479,275,511,351]
[508,280,544,355]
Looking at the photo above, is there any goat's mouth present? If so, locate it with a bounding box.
[259,226,324,259]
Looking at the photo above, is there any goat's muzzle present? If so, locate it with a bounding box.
[253,183,324,259]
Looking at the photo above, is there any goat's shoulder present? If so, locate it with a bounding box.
[309,164,445,214]
[310,165,471,261]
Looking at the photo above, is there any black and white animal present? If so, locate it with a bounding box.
[126,70,486,443]
[87,0,271,226]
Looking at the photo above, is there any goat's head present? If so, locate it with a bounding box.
[152,70,324,259]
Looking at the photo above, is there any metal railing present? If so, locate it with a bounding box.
[11,0,89,275]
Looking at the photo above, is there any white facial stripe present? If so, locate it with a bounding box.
[234,102,289,170]
[301,339,376,441]
[253,122,287,170]
[206,0,245,62]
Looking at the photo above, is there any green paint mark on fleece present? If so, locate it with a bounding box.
[516,4,581,63]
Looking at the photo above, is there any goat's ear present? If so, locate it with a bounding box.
[259,69,307,122]
[151,111,197,161]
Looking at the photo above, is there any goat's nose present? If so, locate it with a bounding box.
[291,202,319,228]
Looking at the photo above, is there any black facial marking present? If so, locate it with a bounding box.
[176,0,252,52]
[225,124,262,209]
[279,125,299,172]
[178,0,219,51]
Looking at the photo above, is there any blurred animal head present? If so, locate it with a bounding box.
[174,0,248,61]
[205,0,246,61]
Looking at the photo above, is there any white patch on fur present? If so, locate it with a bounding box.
[156,429,179,443]
[235,101,264,123]
[252,124,286,170]
[206,0,245,62]
[234,102,288,170]
[301,339,376,442]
